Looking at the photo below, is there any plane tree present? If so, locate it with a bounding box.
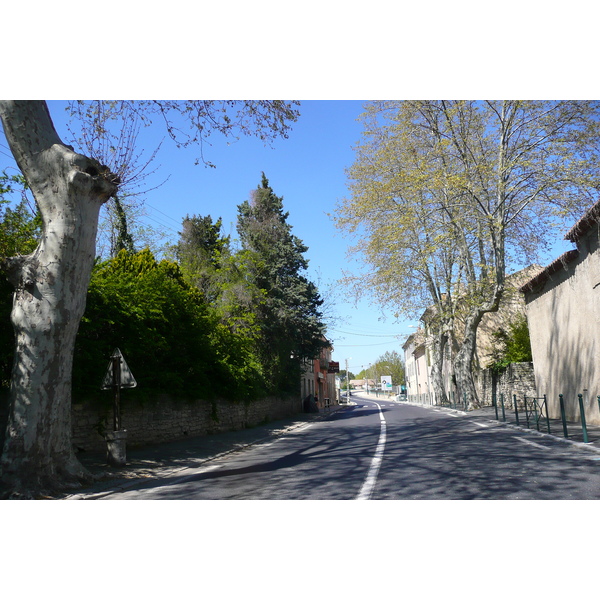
[337,100,600,407]
[336,103,465,404]
[0,100,299,496]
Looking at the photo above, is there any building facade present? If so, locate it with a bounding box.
[520,201,600,425]
[300,341,337,409]
[402,329,431,402]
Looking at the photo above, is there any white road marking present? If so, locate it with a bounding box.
[356,403,387,501]
[513,437,549,450]
[473,421,490,428]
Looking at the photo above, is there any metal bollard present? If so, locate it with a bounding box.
[578,394,589,443]
[493,393,499,420]
[532,396,540,431]
[514,394,520,426]
[559,394,569,439]
[543,395,551,434]
[500,393,506,422]
[524,395,531,429]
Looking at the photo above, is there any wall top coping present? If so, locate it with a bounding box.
[565,199,600,243]
[519,250,579,295]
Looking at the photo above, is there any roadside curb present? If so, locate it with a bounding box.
[401,400,600,456]
[480,417,600,455]
[64,404,350,500]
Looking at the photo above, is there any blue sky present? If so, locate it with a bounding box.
[2,100,417,373]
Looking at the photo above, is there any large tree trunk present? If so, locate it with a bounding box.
[453,310,484,410]
[429,330,448,406]
[453,279,504,410]
[0,101,117,495]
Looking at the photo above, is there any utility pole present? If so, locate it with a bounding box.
[345,357,352,403]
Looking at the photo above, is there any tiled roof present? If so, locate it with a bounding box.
[565,199,600,242]
[519,250,579,293]
[519,199,600,293]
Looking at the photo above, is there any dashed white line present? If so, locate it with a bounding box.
[356,403,387,501]
[513,437,549,450]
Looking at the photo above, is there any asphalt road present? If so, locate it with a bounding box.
[101,393,600,499]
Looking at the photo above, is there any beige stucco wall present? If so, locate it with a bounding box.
[524,228,600,425]
[403,334,431,401]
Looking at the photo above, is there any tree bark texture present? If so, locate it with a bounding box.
[0,101,117,493]
[453,310,483,410]
[429,330,448,406]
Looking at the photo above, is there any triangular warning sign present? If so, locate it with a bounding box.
[101,348,137,390]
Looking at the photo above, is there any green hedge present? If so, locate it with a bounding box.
[72,249,266,403]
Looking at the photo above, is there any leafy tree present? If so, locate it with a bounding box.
[173,214,265,342]
[488,316,532,373]
[237,173,327,392]
[339,371,356,383]
[373,351,405,386]
[73,249,266,403]
[337,101,600,408]
[175,215,229,302]
[0,100,299,495]
[356,352,405,388]
[0,171,41,258]
[336,120,460,404]
[0,173,41,392]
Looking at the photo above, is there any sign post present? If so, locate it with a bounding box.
[112,352,121,431]
[101,348,136,466]
[381,375,393,396]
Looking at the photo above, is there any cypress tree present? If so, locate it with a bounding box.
[237,173,326,392]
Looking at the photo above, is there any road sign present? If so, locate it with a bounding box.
[101,348,137,390]
[381,375,392,389]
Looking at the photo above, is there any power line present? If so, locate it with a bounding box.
[334,340,401,347]
[331,329,408,338]
[144,202,184,227]
[139,213,179,235]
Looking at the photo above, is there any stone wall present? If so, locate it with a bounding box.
[72,394,302,452]
[477,362,536,407]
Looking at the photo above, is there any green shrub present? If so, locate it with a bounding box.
[73,249,266,403]
[488,315,533,373]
